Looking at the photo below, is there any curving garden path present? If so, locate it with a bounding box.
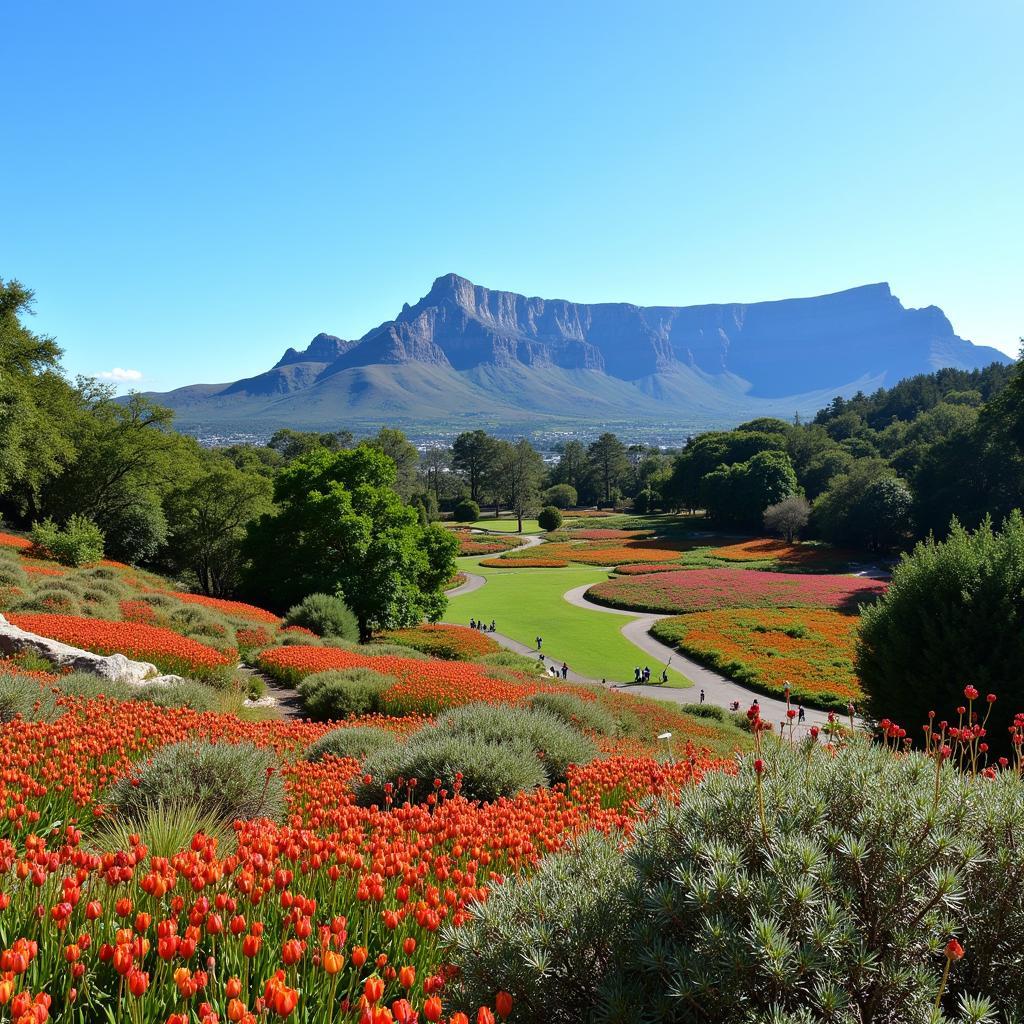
[443,528,837,731]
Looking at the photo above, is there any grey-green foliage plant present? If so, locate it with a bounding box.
[429,702,598,783]
[355,702,597,807]
[296,668,396,720]
[0,676,60,722]
[355,732,548,808]
[30,514,105,566]
[529,691,617,736]
[283,592,360,641]
[304,725,399,763]
[449,737,1024,1023]
[444,830,629,1021]
[108,740,284,826]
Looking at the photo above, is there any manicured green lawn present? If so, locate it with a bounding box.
[470,517,543,534]
[446,557,692,687]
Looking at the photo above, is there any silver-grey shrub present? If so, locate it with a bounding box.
[108,741,284,826]
[449,738,1024,1023]
[304,725,399,763]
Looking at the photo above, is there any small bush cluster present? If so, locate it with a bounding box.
[30,515,105,567]
[107,740,285,826]
[529,691,617,735]
[296,667,396,720]
[283,592,359,641]
[356,702,598,806]
[303,725,399,763]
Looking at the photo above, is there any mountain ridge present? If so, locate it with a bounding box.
[141,275,1010,433]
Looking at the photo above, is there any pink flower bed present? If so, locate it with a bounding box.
[588,568,886,614]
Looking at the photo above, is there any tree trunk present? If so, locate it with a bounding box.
[358,619,372,644]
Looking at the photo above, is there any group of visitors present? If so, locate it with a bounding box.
[469,617,496,633]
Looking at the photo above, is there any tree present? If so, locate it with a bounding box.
[537,506,562,532]
[702,450,797,528]
[763,494,811,542]
[858,512,1024,751]
[419,446,452,503]
[0,280,78,511]
[451,431,499,504]
[41,389,195,562]
[542,483,577,509]
[267,429,353,462]
[812,459,912,551]
[244,446,458,640]
[550,441,588,498]
[495,439,544,532]
[364,428,419,501]
[586,433,629,506]
[164,456,274,595]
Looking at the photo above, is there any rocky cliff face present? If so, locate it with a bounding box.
[142,275,1010,430]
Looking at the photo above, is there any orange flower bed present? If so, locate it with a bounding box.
[708,538,854,569]
[166,591,281,624]
[651,607,861,710]
[6,613,235,682]
[0,690,726,1024]
[0,531,31,550]
[478,557,569,568]
[497,537,693,566]
[378,624,500,660]
[22,564,65,577]
[613,562,687,575]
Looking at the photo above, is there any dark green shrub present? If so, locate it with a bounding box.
[631,488,656,514]
[529,691,617,735]
[108,741,284,826]
[356,733,548,807]
[428,703,597,783]
[453,738,1024,1022]
[30,515,105,567]
[858,512,1024,751]
[305,726,399,763]
[542,484,577,510]
[284,593,359,641]
[445,831,627,1021]
[537,505,563,532]
[297,668,394,720]
[453,498,481,522]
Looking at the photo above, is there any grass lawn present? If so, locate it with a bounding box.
[470,517,543,534]
[446,557,692,687]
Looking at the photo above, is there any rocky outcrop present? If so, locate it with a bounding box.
[0,614,183,686]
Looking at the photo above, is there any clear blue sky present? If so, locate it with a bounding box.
[3,0,1021,392]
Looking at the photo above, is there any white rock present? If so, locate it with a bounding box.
[0,613,160,684]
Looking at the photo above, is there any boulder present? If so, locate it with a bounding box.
[0,614,159,683]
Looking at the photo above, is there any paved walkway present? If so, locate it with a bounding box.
[445,529,841,733]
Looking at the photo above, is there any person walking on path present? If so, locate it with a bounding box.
[634,667,641,683]
[561,662,568,679]
[798,705,806,723]
[536,636,543,650]
[700,688,705,703]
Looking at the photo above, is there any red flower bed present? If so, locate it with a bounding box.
[378,624,500,660]
[0,694,727,1024]
[613,562,686,575]
[6,613,235,682]
[167,591,280,624]
[479,557,569,568]
[588,568,886,614]
[0,531,31,550]
[22,564,65,577]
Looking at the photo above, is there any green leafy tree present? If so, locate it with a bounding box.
[164,455,274,595]
[542,483,577,509]
[858,512,1024,749]
[812,458,912,551]
[451,430,499,504]
[702,450,797,528]
[365,427,419,501]
[550,440,589,500]
[244,446,457,640]
[586,432,629,506]
[0,280,78,510]
[494,439,544,532]
[267,428,353,462]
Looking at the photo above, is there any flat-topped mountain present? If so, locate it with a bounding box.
[144,275,1009,432]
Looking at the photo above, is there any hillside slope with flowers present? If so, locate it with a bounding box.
[0,528,751,1024]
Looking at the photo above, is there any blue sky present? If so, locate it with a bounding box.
[2,0,1021,392]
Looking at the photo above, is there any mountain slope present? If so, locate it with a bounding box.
[143,275,1010,433]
